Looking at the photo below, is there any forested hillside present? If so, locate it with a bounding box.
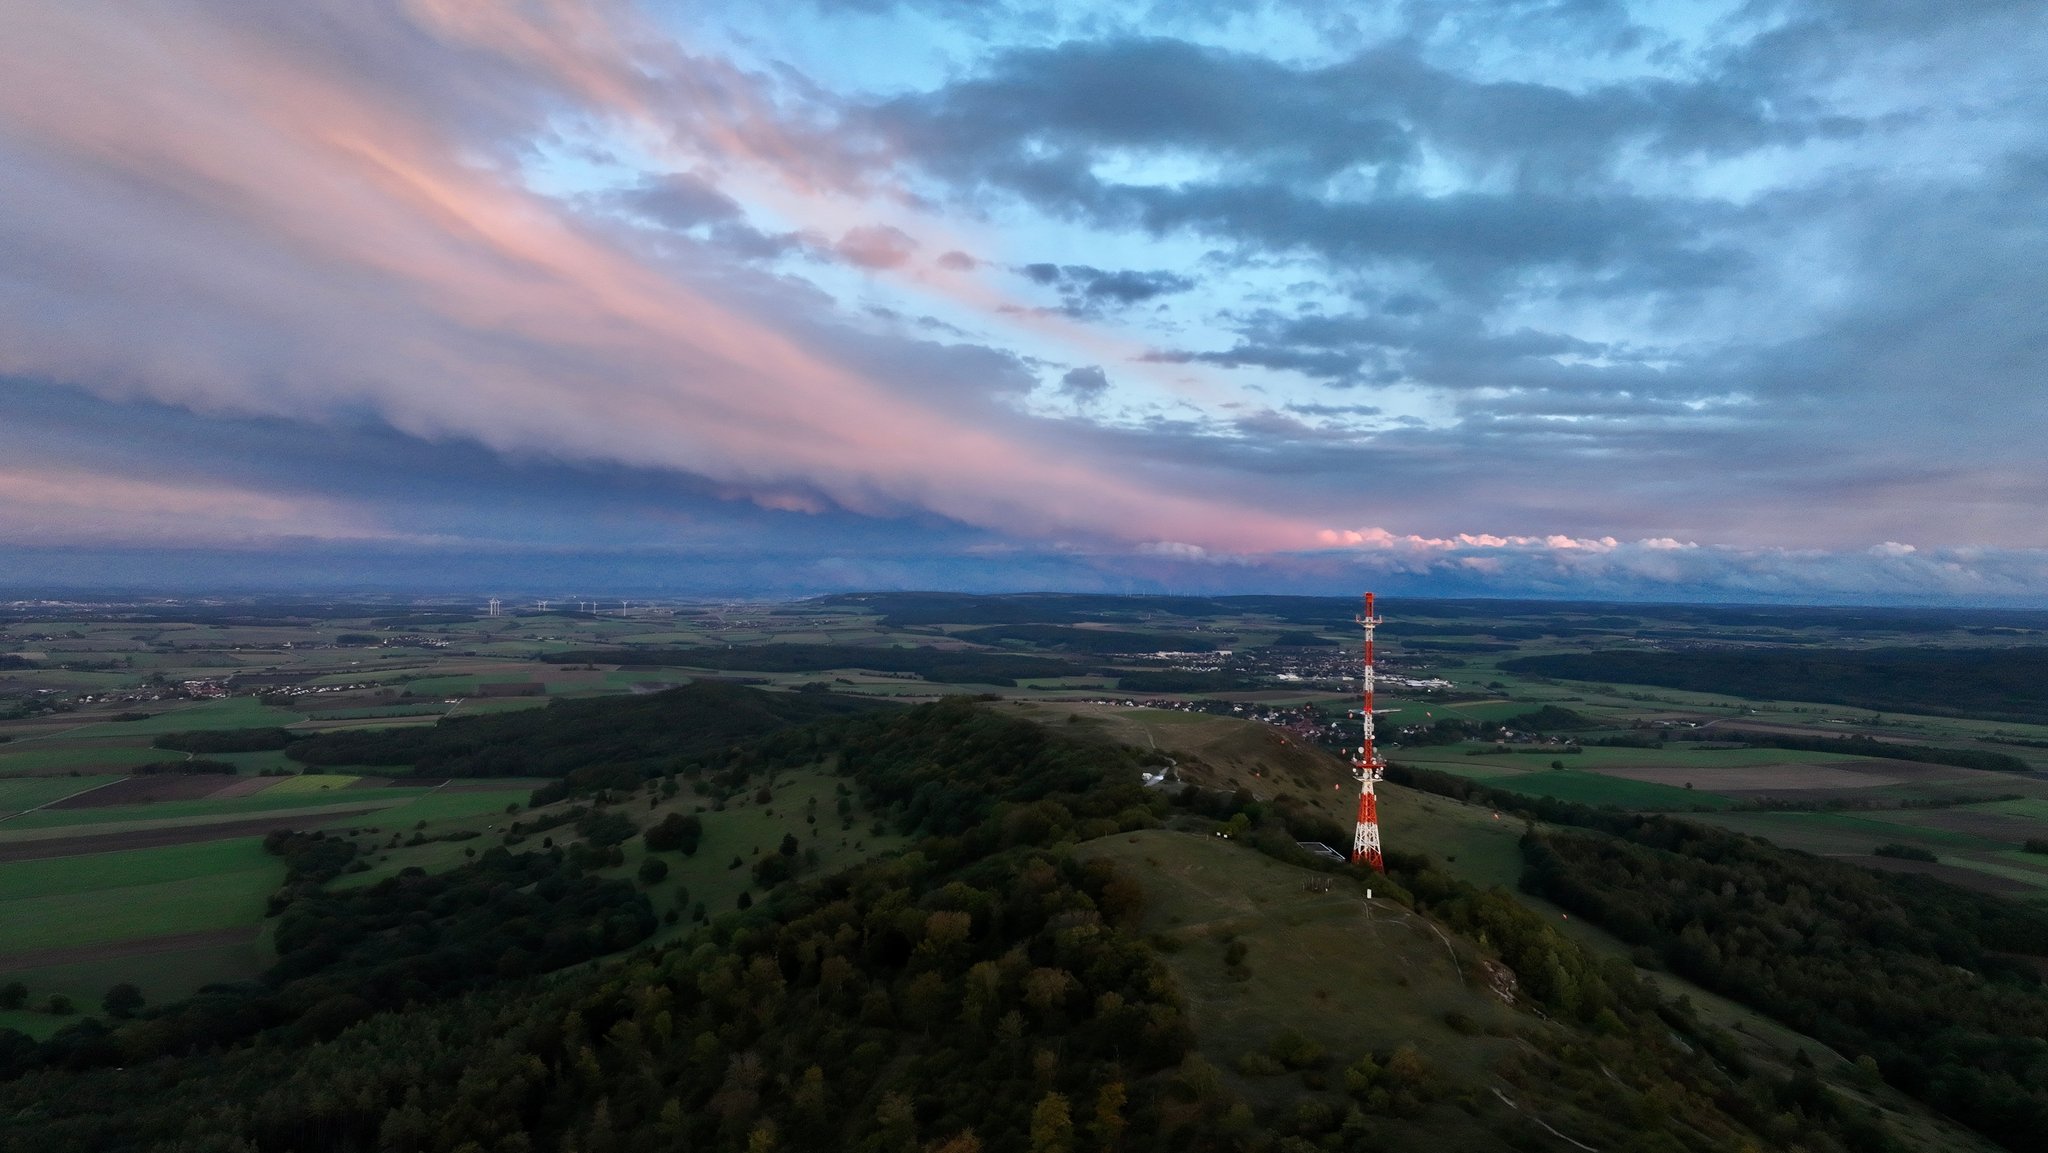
[1377,758,2048,1152]
[1523,820,2048,1150]
[284,681,886,778]
[0,693,1995,1152]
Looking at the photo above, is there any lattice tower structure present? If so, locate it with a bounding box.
[1351,592,1386,870]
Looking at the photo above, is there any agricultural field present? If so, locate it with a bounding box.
[0,836,284,1034]
[0,775,118,818]
[7,589,2048,1037]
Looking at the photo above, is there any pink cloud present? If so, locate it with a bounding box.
[0,466,392,547]
[0,3,1320,555]
[835,225,919,269]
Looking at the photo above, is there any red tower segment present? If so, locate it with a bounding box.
[1352,592,1386,871]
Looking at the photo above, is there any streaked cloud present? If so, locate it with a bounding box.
[0,0,2043,601]
[0,466,389,547]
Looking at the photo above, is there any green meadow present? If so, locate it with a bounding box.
[0,840,281,955]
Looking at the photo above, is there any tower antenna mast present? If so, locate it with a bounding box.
[1352,592,1386,871]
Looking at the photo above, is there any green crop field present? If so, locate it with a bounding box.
[1978,798,2048,821]
[445,697,554,717]
[0,850,281,955]
[0,787,431,832]
[305,703,450,720]
[399,676,483,695]
[57,699,307,738]
[1392,742,1872,771]
[0,776,120,816]
[1690,811,2007,855]
[1377,698,1526,724]
[601,669,693,688]
[0,745,167,777]
[0,837,277,904]
[1474,768,1740,810]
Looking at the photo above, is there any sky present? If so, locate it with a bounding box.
[2,0,2046,603]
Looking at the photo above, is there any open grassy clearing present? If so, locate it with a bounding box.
[1079,828,1520,1134]
[328,767,903,956]
[1377,787,1530,887]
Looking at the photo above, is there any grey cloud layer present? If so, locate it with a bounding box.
[863,4,2048,552]
[2,0,2045,601]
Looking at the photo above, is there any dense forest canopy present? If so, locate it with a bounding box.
[285,681,887,777]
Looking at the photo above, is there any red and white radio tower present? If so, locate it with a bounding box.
[1351,592,1386,871]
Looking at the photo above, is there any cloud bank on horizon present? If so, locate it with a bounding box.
[1,0,2045,601]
